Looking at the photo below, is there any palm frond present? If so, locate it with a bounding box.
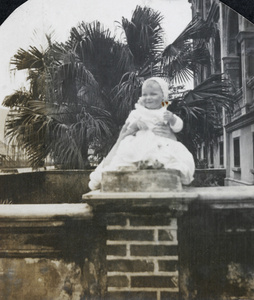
[168,74,235,156]
[173,15,214,46]
[5,102,51,167]
[121,6,164,68]
[162,15,213,83]
[71,21,132,91]
[162,41,210,83]
[11,46,45,71]
[183,74,235,112]
[49,41,72,65]
[5,98,116,168]
[112,72,144,124]
[2,90,32,108]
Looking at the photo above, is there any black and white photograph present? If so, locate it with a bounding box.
[0,0,254,299]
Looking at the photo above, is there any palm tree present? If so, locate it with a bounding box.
[3,39,116,168]
[3,6,235,168]
[4,6,165,169]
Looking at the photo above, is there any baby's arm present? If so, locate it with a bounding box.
[120,118,148,140]
[163,111,183,133]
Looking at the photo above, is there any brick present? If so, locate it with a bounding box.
[161,292,179,300]
[131,276,177,288]
[108,230,154,241]
[108,260,154,272]
[158,260,178,272]
[107,214,128,226]
[105,292,157,300]
[107,276,129,288]
[130,215,176,226]
[107,245,126,256]
[158,229,176,241]
[131,245,178,256]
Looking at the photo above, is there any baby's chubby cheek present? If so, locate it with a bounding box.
[138,96,145,105]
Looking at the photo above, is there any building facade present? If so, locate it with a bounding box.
[188,0,254,185]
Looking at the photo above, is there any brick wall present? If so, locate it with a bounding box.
[105,213,179,300]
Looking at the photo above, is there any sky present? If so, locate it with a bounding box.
[0,0,192,140]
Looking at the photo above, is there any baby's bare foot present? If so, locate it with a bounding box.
[137,160,149,170]
[117,165,137,172]
[152,160,164,169]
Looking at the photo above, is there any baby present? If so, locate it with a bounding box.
[89,77,195,190]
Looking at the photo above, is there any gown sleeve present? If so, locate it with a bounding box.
[170,114,183,133]
[125,109,140,129]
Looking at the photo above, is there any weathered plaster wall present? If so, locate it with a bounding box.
[1,186,254,299]
[83,186,254,300]
[0,258,83,300]
[0,206,106,300]
[44,170,91,203]
[0,170,92,204]
[0,168,226,205]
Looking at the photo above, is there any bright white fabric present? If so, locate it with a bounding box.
[143,77,169,100]
[88,104,195,190]
[126,104,183,133]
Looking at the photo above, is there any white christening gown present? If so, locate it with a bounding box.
[89,104,195,190]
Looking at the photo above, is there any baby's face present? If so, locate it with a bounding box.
[142,81,163,109]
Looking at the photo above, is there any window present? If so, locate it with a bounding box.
[219,141,224,166]
[210,145,214,165]
[203,145,207,160]
[214,31,221,73]
[253,133,254,167]
[237,42,242,88]
[198,147,201,160]
[228,10,242,89]
[228,10,239,55]
[249,55,254,78]
[233,137,240,167]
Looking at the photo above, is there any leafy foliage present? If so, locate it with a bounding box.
[4,41,116,168]
[169,74,234,158]
[121,6,164,68]
[162,16,212,83]
[3,6,235,168]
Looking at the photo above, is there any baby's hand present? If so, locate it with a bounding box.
[122,120,148,138]
[163,111,176,125]
[136,120,148,130]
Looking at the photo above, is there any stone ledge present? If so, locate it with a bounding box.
[83,190,195,212]
[232,167,241,173]
[107,287,179,292]
[0,249,62,258]
[0,203,93,221]
[83,186,254,211]
[0,204,94,259]
[83,190,197,200]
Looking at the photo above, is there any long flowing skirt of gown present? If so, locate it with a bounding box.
[89,131,195,190]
